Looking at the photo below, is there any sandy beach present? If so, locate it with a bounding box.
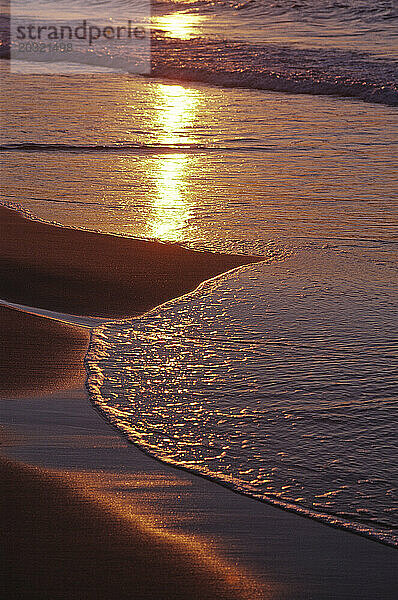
[0,304,89,397]
[1,206,397,599]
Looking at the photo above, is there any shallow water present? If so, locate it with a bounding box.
[86,249,398,546]
[1,71,397,252]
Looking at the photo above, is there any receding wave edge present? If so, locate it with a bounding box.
[84,324,398,549]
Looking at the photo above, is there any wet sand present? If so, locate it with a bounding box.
[0,304,89,397]
[1,454,262,600]
[2,385,397,600]
[0,206,261,317]
[1,206,396,599]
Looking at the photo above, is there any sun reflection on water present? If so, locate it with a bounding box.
[150,84,200,241]
[154,12,202,40]
[156,83,199,146]
[151,154,191,241]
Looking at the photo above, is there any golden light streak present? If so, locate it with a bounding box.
[150,84,200,241]
[151,154,191,241]
[154,12,202,40]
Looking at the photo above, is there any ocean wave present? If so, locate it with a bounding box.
[154,0,398,22]
[3,0,398,107]
[84,248,398,549]
[12,0,398,23]
[152,64,398,106]
[151,37,398,106]
[85,317,398,549]
[0,142,279,154]
[3,34,396,107]
[0,142,211,153]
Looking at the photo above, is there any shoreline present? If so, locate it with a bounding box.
[1,440,264,600]
[2,379,397,600]
[87,367,397,551]
[1,206,397,599]
[1,305,266,600]
[0,205,262,318]
[0,204,269,599]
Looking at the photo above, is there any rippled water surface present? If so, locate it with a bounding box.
[2,71,397,252]
[5,0,398,103]
[86,250,398,545]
